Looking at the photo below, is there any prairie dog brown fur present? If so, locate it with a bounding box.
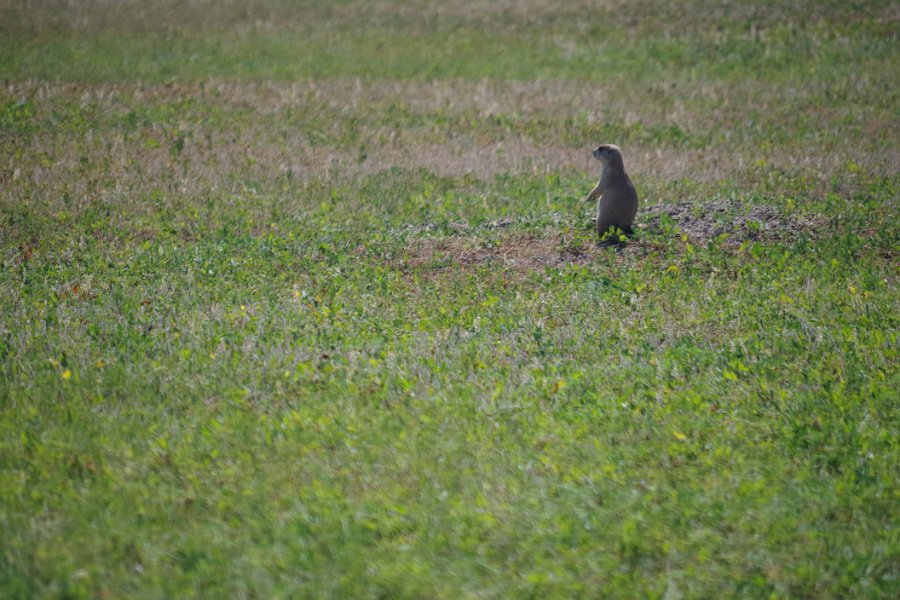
[584,144,639,239]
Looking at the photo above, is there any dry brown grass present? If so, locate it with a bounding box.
[3,77,895,239]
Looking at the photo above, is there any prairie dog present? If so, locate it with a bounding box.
[584,144,639,238]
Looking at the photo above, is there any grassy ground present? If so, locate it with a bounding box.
[1,1,898,598]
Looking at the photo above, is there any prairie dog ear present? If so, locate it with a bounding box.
[600,145,626,164]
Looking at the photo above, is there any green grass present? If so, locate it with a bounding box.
[1,1,898,598]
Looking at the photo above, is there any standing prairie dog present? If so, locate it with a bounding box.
[584,144,639,239]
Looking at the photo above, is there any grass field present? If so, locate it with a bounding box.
[1,1,898,598]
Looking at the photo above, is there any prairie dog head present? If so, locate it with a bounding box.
[592,144,625,169]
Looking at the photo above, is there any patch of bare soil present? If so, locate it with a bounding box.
[399,200,821,275]
[402,233,598,274]
[640,200,821,243]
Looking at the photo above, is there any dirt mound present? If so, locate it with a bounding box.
[640,200,818,242]
[398,201,820,275]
